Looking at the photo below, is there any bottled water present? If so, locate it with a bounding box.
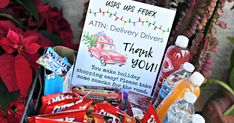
[191,114,205,123]
[164,92,197,123]
[154,62,194,107]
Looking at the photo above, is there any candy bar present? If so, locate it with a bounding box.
[94,103,136,123]
[42,98,92,114]
[127,91,152,120]
[72,85,122,104]
[28,110,87,123]
[141,102,160,123]
[36,47,71,76]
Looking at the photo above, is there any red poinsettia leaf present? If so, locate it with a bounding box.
[15,54,32,97]
[0,0,9,9]
[23,36,41,54]
[25,42,41,54]
[7,29,21,45]
[1,38,16,54]
[24,30,53,48]
[0,53,18,92]
[0,21,17,37]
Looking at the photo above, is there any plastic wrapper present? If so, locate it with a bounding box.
[73,86,122,105]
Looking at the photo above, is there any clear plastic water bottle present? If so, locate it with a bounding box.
[164,92,197,123]
[154,62,195,107]
[191,114,205,123]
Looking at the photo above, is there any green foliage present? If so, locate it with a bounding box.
[0,80,19,112]
[230,49,234,68]
[42,0,48,4]
[229,67,234,89]
[15,0,39,21]
[206,79,234,95]
[39,30,62,45]
[227,37,234,43]
[82,33,97,48]
[0,13,25,29]
[224,104,234,116]
[206,36,234,116]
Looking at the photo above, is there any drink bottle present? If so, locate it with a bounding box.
[157,72,205,121]
[153,35,190,99]
[191,114,205,123]
[154,62,194,107]
[164,92,197,123]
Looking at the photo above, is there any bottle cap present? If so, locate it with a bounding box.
[192,114,205,123]
[189,72,205,87]
[183,62,195,72]
[184,92,197,104]
[175,35,189,48]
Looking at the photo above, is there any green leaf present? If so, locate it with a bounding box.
[0,80,19,111]
[227,37,234,43]
[229,67,234,89]
[42,0,48,4]
[224,104,234,116]
[0,13,25,29]
[230,49,234,68]
[207,79,234,96]
[15,0,39,21]
[231,5,234,10]
[39,30,62,45]
[0,49,4,55]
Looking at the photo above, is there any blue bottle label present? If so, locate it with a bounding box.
[159,83,172,99]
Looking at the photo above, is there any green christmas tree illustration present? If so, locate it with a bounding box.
[82,32,98,48]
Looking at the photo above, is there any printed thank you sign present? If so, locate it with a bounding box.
[72,0,176,96]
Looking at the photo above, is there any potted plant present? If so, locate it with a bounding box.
[203,37,234,123]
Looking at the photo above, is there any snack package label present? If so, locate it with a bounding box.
[141,102,160,123]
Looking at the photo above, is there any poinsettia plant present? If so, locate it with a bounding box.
[0,0,79,120]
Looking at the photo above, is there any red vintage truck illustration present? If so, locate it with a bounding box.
[84,31,127,66]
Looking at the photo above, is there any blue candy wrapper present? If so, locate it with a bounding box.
[36,47,71,76]
[44,72,64,96]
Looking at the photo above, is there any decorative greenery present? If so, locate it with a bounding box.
[207,37,234,116]
[82,32,97,48]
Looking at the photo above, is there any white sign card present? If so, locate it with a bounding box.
[72,0,176,96]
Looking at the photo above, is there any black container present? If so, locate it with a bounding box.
[20,67,44,123]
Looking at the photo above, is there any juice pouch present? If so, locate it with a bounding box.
[141,102,160,123]
[94,103,136,123]
[32,110,87,123]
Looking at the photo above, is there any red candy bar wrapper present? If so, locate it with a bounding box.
[92,113,105,123]
[72,86,122,104]
[43,98,92,114]
[40,99,79,114]
[35,117,71,123]
[29,110,87,123]
[127,91,152,120]
[40,93,80,113]
[141,102,160,123]
[59,100,92,112]
[42,93,78,105]
[94,103,136,123]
